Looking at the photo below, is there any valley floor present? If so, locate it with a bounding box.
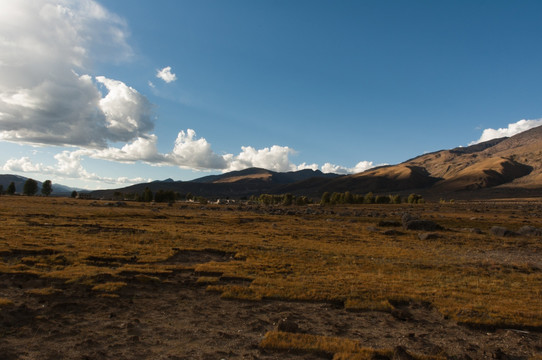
[0,197,541,359]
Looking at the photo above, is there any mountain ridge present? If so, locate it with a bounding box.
[8,126,541,200]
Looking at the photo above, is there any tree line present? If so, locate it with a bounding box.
[0,179,52,196]
[249,193,312,206]
[320,191,424,205]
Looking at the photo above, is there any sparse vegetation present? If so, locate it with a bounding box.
[0,196,540,358]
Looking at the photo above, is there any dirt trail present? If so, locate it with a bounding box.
[1,250,540,359]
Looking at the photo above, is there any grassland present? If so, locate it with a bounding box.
[0,196,541,359]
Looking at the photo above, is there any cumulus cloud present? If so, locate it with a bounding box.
[156,66,177,83]
[2,157,47,173]
[296,162,320,171]
[321,161,376,175]
[92,135,163,163]
[165,129,227,169]
[3,151,149,186]
[470,118,542,145]
[225,145,297,172]
[96,76,153,142]
[0,0,148,148]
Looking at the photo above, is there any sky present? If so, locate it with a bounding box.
[1,0,542,190]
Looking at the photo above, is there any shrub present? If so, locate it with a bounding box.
[320,192,331,205]
[375,195,390,204]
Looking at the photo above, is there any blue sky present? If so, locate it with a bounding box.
[1,0,542,189]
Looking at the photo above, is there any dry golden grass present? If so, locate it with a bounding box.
[0,196,541,335]
[0,297,14,307]
[25,287,62,296]
[91,281,127,292]
[260,331,445,359]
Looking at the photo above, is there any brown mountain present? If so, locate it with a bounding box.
[279,125,542,198]
[91,126,542,200]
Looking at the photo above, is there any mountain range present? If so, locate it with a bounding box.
[3,125,542,200]
[89,125,542,200]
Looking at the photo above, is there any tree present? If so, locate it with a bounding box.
[407,193,424,204]
[23,178,38,196]
[330,192,341,205]
[320,192,330,205]
[0,184,3,195]
[41,180,53,196]
[71,190,78,198]
[282,193,293,206]
[7,182,15,195]
[389,194,401,204]
[375,195,390,204]
[143,187,153,202]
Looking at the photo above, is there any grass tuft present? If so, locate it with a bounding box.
[91,281,127,292]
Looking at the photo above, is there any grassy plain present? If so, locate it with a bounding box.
[0,196,541,359]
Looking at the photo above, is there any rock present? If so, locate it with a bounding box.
[490,226,517,237]
[277,318,299,333]
[461,228,483,234]
[391,308,412,321]
[366,226,380,232]
[518,225,542,236]
[401,213,416,225]
[393,346,415,360]
[377,220,402,227]
[418,232,440,240]
[403,220,444,231]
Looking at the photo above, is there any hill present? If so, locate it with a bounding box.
[0,174,81,196]
[90,168,341,199]
[271,126,542,199]
[90,125,542,200]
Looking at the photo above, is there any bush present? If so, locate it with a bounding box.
[389,194,401,204]
[375,195,390,204]
[320,192,330,205]
[407,193,424,204]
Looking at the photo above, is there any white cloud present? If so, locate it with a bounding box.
[2,157,48,173]
[156,66,177,83]
[0,0,145,148]
[296,162,320,171]
[92,135,163,163]
[3,151,149,186]
[321,161,376,174]
[166,129,227,169]
[96,76,154,142]
[470,118,542,145]
[225,145,297,172]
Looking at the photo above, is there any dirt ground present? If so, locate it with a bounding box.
[1,248,540,360]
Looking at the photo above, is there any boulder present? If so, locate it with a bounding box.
[418,232,440,240]
[403,220,444,231]
[518,225,542,236]
[490,226,518,237]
